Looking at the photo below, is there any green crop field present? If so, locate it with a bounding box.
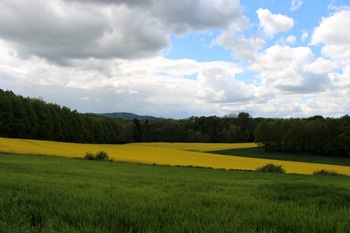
[209,147,350,166]
[1,153,350,233]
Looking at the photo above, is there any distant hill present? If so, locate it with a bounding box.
[88,112,160,121]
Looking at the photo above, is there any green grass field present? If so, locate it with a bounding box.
[1,153,350,233]
[209,147,350,166]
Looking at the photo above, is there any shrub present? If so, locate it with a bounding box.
[313,169,348,177]
[256,163,286,173]
[84,152,95,160]
[95,151,109,161]
[84,151,110,161]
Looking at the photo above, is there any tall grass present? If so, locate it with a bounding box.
[1,153,349,232]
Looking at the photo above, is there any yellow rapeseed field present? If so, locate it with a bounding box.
[0,137,349,175]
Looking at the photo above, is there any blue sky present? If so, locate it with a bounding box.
[166,0,345,62]
[0,0,349,118]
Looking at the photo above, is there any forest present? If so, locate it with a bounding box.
[254,116,350,157]
[0,89,261,144]
[1,88,349,157]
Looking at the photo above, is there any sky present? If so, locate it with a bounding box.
[0,0,349,119]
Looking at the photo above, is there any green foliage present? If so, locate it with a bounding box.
[95,151,109,161]
[1,153,350,232]
[256,163,286,173]
[254,116,350,157]
[84,151,110,161]
[84,152,95,160]
[0,89,130,144]
[313,169,348,177]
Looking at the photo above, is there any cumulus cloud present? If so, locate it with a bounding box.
[69,0,244,34]
[0,0,170,62]
[1,0,349,119]
[149,0,244,35]
[0,0,245,63]
[311,10,350,60]
[256,8,294,36]
[1,38,258,118]
[196,63,255,103]
[330,65,350,90]
[302,57,338,74]
[249,45,331,94]
[211,16,265,61]
[213,31,265,61]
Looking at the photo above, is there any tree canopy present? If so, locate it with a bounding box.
[1,88,349,157]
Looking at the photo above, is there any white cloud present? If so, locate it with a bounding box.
[327,1,350,12]
[290,0,303,11]
[311,10,350,60]
[331,65,350,89]
[211,16,265,61]
[301,31,309,42]
[256,8,294,36]
[0,0,246,63]
[1,1,350,119]
[2,34,350,118]
[0,38,258,118]
[277,35,296,45]
[302,57,338,74]
[249,45,331,94]
[149,0,244,35]
[213,31,265,61]
[197,64,255,103]
[300,93,350,118]
[0,0,170,62]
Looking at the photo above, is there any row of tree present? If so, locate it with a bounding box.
[133,112,262,143]
[254,116,350,157]
[0,89,136,143]
[0,89,261,144]
[2,89,349,157]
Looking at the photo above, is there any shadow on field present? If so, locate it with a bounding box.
[258,182,350,208]
[208,147,350,166]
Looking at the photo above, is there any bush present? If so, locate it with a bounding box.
[256,163,286,173]
[84,151,110,161]
[84,152,95,160]
[313,169,348,177]
[95,151,109,161]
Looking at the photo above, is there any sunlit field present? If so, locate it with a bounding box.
[1,137,349,175]
[1,153,349,232]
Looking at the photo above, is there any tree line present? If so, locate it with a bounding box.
[254,116,350,157]
[0,89,135,143]
[0,89,260,144]
[2,89,349,157]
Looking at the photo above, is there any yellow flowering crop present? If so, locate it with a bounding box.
[0,137,349,175]
[135,142,257,152]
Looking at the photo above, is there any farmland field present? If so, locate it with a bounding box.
[1,137,349,175]
[1,153,350,232]
[209,147,350,166]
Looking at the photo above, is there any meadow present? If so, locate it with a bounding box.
[1,153,350,233]
[1,137,349,175]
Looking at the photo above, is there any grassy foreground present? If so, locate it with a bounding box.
[1,153,350,232]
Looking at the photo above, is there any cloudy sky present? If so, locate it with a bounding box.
[0,0,349,119]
